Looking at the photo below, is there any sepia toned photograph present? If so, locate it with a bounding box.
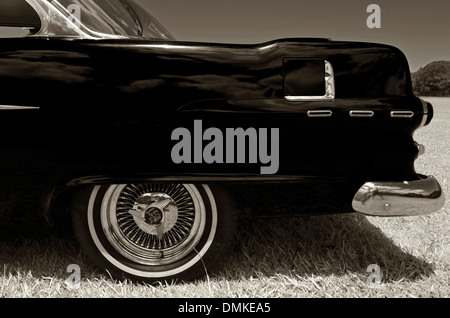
[0,0,448,304]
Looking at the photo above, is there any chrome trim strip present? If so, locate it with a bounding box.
[285,60,335,102]
[349,110,374,117]
[138,43,279,53]
[390,111,414,118]
[307,110,333,117]
[0,105,38,110]
[419,98,429,127]
[63,174,348,188]
[352,175,445,216]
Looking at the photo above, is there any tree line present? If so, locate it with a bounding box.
[412,61,450,97]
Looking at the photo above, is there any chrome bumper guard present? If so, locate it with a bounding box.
[352,175,445,217]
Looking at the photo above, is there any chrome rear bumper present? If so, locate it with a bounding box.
[352,175,445,216]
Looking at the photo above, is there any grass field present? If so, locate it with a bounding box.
[0,97,448,298]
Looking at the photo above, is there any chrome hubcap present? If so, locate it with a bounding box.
[128,193,178,239]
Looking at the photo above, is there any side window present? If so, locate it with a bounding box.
[0,1,41,36]
[0,27,31,38]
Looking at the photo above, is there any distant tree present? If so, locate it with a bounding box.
[411,61,450,97]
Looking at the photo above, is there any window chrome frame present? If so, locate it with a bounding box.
[285,60,335,102]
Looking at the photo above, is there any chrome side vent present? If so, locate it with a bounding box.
[307,110,333,117]
[349,110,374,117]
[390,111,414,118]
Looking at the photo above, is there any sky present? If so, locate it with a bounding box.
[1,0,449,71]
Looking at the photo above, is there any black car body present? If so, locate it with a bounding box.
[0,0,444,283]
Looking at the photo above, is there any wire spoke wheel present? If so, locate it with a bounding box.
[102,183,205,266]
[72,183,237,283]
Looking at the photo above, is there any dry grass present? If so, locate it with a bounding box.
[0,97,448,298]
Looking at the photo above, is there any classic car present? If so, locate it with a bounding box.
[0,0,445,283]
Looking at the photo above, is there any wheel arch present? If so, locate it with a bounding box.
[44,173,244,228]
